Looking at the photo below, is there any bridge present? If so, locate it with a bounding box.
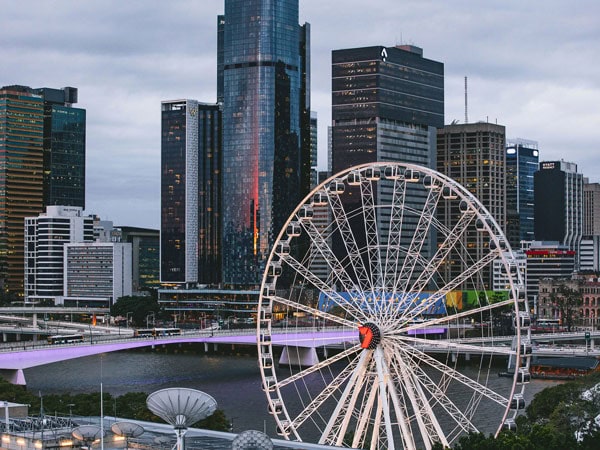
[1,326,599,386]
[0,327,357,386]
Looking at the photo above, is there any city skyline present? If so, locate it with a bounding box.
[2,0,599,229]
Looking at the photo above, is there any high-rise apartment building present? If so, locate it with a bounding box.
[534,160,583,252]
[24,206,94,304]
[331,45,444,173]
[219,0,311,286]
[437,122,506,288]
[0,86,44,294]
[505,139,539,248]
[160,100,222,286]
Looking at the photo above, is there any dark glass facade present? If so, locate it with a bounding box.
[331,45,444,174]
[118,226,160,292]
[534,160,583,251]
[0,86,44,295]
[506,142,539,248]
[197,104,222,285]
[220,0,310,286]
[160,100,222,285]
[161,101,191,283]
[35,87,86,209]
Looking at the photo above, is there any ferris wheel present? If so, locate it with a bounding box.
[257,162,531,450]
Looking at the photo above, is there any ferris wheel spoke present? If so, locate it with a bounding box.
[403,345,510,407]
[328,188,373,295]
[391,297,517,336]
[395,187,442,296]
[399,250,500,322]
[383,177,407,295]
[351,380,380,449]
[374,347,397,450]
[360,177,383,291]
[390,343,478,440]
[319,350,372,446]
[289,350,362,430]
[410,209,477,296]
[279,253,370,322]
[391,334,514,357]
[385,344,443,450]
[272,295,356,329]
[278,345,361,389]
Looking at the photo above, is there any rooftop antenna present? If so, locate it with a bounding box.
[146,388,217,450]
[464,76,468,124]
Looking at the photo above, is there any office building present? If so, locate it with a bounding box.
[219,0,311,286]
[584,182,600,236]
[330,45,443,284]
[0,86,44,294]
[437,122,506,288]
[579,236,600,273]
[35,87,86,209]
[525,242,576,314]
[331,45,444,173]
[492,250,526,292]
[24,206,94,304]
[114,226,160,293]
[64,242,132,307]
[310,112,318,188]
[161,100,222,286]
[534,160,583,252]
[0,85,86,296]
[505,139,539,248]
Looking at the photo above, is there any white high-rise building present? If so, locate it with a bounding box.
[24,206,94,305]
[64,242,132,307]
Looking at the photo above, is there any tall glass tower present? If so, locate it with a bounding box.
[219,0,310,286]
[506,139,539,248]
[34,87,86,209]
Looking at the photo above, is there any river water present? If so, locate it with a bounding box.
[23,347,561,440]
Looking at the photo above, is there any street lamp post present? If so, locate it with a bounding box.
[146,312,155,329]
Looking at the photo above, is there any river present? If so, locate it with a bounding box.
[23,347,561,440]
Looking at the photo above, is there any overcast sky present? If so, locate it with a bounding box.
[2,0,599,229]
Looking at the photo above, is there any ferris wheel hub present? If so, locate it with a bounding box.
[359,322,381,349]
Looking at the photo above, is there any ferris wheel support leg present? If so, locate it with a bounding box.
[374,347,396,450]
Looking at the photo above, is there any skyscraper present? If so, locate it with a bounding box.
[505,139,539,248]
[437,122,506,288]
[0,86,44,294]
[115,226,160,293]
[160,100,222,285]
[331,45,444,173]
[534,160,583,252]
[35,87,86,209]
[219,0,311,286]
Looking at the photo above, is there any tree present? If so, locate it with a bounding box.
[549,283,582,332]
[111,295,161,327]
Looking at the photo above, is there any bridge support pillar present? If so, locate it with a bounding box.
[465,353,471,361]
[591,339,595,350]
[213,343,218,351]
[32,313,37,328]
[0,369,26,386]
[204,343,209,353]
[323,347,328,358]
[451,353,457,363]
[2,333,6,342]
[279,346,319,368]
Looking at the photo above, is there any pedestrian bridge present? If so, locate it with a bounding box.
[0,328,357,386]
